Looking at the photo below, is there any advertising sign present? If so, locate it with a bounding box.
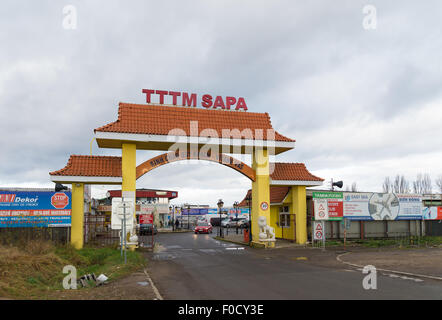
[423,207,442,220]
[139,204,155,215]
[140,214,153,224]
[0,191,71,228]
[182,208,209,215]
[313,192,343,221]
[142,89,248,111]
[343,193,422,220]
[111,197,135,230]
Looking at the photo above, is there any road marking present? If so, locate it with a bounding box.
[337,252,442,281]
[199,249,217,253]
[383,273,424,282]
[225,246,245,250]
[166,245,182,249]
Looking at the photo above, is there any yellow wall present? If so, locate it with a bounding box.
[71,183,84,249]
[269,186,308,242]
[251,149,271,246]
[122,143,137,250]
[122,143,136,192]
[292,185,307,244]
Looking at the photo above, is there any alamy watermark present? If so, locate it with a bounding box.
[362,5,377,30]
[62,265,77,289]
[362,265,377,290]
[62,5,77,30]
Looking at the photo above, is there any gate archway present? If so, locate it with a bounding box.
[50,102,322,249]
[136,151,255,181]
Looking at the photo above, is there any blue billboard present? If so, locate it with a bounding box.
[0,191,71,228]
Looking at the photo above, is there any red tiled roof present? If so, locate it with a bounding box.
[270,163,323,181]
[238,190,252,207]
[238,186,290,207]
[50,155,122,177]
[95,103,295,142]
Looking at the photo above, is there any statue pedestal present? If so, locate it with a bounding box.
[254,239,276,248]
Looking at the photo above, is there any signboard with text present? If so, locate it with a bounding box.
[343,192,422,220]
[142,89,248,111]
[0,191,71,228]
[423,206,442,220]
[140,214,153,224]
[313,192,343,221]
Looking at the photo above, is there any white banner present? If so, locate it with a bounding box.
[314,199,329,220]
[343,193,422,220]
[111,197,135,230]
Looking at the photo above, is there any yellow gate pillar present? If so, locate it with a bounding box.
[251,148,272,247]
[291,185,307,244]
[71,183,84,249]
[122,143,137,250]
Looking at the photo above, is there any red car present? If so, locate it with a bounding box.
[194,221,213,234]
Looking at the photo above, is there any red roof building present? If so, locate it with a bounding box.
[94,103,295,154]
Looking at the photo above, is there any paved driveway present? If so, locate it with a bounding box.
[146,232,442,299]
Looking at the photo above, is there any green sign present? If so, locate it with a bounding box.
[312,192,343,199]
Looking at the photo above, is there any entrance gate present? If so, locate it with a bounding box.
[50,102,323,249]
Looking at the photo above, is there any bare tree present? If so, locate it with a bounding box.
[351,182,358,192]
[435,175,442,194]
[382,177,393,193]
[423,174,432,194]
[413,173,432,194]
[393,175,409,193]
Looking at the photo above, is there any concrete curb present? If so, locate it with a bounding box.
[336,252,442,281]
[158,230,193,234]
[143,268,163,300]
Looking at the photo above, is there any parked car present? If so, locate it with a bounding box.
[237,219,250,228]
[210,217,221,226]
[140,223,158,235]
[221,217,245,228]
[221,218,234,228]
[194,221,213,234]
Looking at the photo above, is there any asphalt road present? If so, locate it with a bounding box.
[146,230,442,299]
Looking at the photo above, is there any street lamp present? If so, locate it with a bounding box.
[217,199,224,237]
[233,201,239,235]
[233,201,239,218]
[180,205,184,230]
[169,205,174,231]
[245,192,252,242]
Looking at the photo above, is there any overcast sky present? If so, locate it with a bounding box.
[1,1,442,207]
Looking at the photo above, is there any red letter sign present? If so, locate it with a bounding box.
[142,89,155,103]
[201,94,213,108]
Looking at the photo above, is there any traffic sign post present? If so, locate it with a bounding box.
[111,197,135,264]
[313,220,326,251]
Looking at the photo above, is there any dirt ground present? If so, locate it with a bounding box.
[339,247,442,278]
[242,242,442,280]
[44,270,158,300]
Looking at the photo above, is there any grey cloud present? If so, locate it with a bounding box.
[1,1,442,205]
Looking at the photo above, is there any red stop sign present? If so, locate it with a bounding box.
[51,192,69,209]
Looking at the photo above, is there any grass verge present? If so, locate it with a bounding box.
[0,241,145,299]
[324,236,442,248]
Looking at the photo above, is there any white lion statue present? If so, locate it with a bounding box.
[258,216,275,242]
